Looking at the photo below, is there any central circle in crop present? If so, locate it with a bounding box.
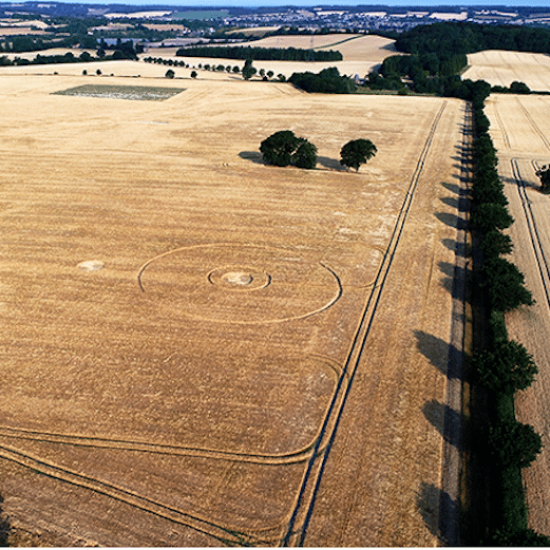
[222,271,253,286]
[208,266,269,291]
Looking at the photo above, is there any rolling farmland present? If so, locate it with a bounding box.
[485,93,550,538]
[0,73,469,546]
[464,50,550,92]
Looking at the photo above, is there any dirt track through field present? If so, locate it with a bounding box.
[0,74,467,546]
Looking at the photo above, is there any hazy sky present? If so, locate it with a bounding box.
[51,0,550,7]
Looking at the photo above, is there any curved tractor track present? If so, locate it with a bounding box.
[0,95,462,547]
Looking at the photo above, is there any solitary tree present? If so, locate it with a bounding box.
[165,69,175,79]
[340,139,377,171]
[190,70,197,79]
[242,59,256,80]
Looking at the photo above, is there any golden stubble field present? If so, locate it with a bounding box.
[0,34,398,80]
[0,74,467,546]
[485,93,550,537]
[464,50,550,92]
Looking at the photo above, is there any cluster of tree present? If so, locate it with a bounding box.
[468,89,549,546]
[260,131,318,169]
[259,130,376,171]
[364,22,550,96]
[395,21,550,57]
[491,81,532,95]
[289,67,356,94]
[175,45,342,62]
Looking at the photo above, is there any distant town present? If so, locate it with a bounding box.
[0,1,549,52]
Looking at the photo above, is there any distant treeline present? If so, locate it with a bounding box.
[175,45,342,62]
[0,41,138,67]
[367,22,550,95]
[395,21,550,56]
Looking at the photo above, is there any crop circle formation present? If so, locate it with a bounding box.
[138,244,342,324]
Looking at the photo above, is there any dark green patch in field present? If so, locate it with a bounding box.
[53,85,185,101]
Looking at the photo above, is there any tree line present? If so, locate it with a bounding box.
[175,45,342,62]
[466,82,550,546]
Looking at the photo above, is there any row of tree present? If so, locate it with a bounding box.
[175,45,342,62]
[468,86,549,545]
[259,130,377,171]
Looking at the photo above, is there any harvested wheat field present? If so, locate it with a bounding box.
[463,50,550,92]
[486,93,550,538]
[0,73,468,546]
[147,34,397,79]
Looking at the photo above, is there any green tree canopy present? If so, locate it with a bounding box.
[340,139,377,172]
[242,58,256,80]
[292,139,318,169]
[488,420,542,469]
[481,257,534,312]
[259,130,317,170]
[472,339,538,395]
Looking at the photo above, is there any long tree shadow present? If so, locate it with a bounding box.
[441,237,469,258]
[238,151,265,165]
[441,181,460,195]
[414,330,457,378]
[438,260,469,300]
[0,494,10,547]
[416,481,460,546]
[422,399,462,448]
[317,156,348,171]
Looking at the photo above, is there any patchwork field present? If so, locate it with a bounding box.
[485,93,550,537]
[463,50,550,92]
[0,34,397,80]
[0,74,467,546]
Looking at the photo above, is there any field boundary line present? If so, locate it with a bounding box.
[511,158,550,312]
[515,96,550,152]
[492,96,512,150]
[281,100,449,547]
